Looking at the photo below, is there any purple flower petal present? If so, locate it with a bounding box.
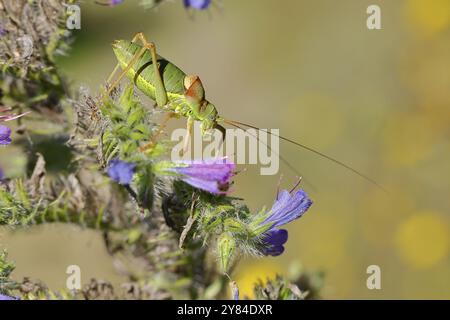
[0,125,12,145]
[257,187,312,257]
[168,158,235,195]
[107,159,136,185]
[184,0,212,10]
[95,0,124,6]
[0,294,17,300]
[182,176,230,195]
[263,189,312,229]
[262,229,288,256]
[172,159,234,183]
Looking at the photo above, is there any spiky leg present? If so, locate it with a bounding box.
[182,117,195,156]
[106,63,120,84]
[139,112,177,152]
[106,32,168,107]
[106,46,147,96]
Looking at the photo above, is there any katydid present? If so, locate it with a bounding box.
[105,33,385,191]
[106,32,225,152]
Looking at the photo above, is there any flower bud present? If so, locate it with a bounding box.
[217,232,236,273]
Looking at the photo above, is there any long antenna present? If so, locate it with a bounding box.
[226,121,317,192]
[222,118,387,193]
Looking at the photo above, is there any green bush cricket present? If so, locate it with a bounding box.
[105,33,385,191]
[106,32,225,153]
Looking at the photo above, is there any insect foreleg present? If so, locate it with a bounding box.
[139,112,177,152]
[213,123,226,154]
[182,117,195,156]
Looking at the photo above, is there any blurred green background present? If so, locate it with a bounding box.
[1,0,450,299]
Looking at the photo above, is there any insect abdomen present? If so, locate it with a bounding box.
[113,41,186,101]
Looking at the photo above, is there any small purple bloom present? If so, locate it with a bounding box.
[184,0,212,10]
[263,189,312,229]
[260,188,312,256]
[0,125,12,145]
[95,0,124,6]
[230,281,239,301]
[0,294,17,300]
[107,159,136,185]
[167,158,235,195]
[0,108,29,145]
[261,229,288,256]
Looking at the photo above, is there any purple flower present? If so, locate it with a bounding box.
[263,189,312,229]
[0,125,12,145]
[0,108,29,145]
[0,294,17,300]
[262,229,288,256]
[107,159,136,185]
[230,281,239,301]
[0,167,4,181]
[167,158,235,195]
[260,188,313,256]
[184,0,212,10]
[95,0,124,6]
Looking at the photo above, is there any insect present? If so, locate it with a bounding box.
[105,33,385,191]
[106,32,226,153]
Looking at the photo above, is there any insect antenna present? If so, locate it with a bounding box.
[223,118,387,193]
[224,120,318,192]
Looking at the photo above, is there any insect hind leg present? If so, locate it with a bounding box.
[106,44,147,97]
[131,33,168,107]
[105,33,168,108]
